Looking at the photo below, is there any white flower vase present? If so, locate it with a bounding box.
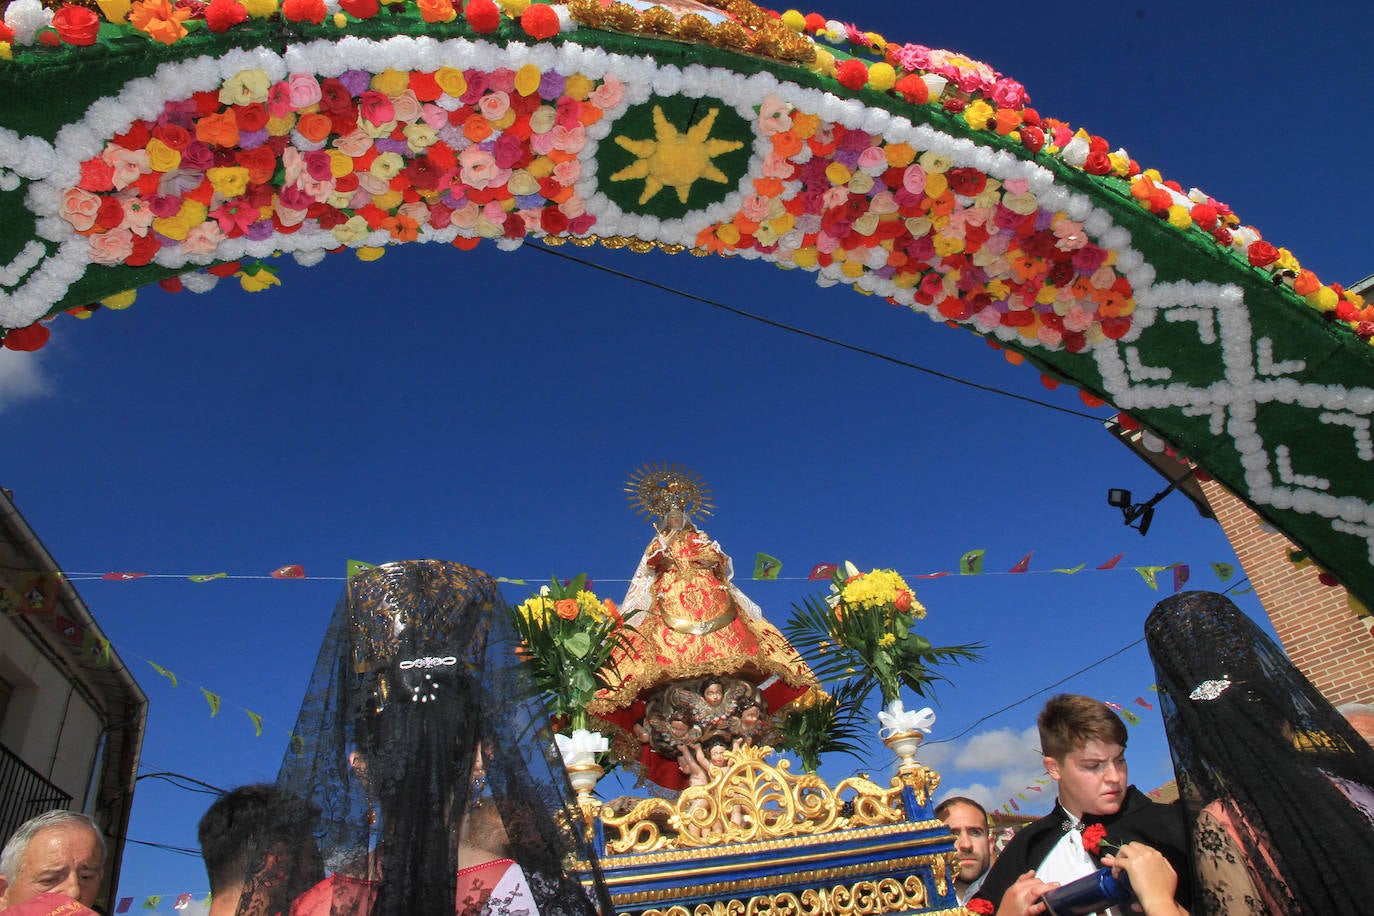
[877,699,935,772]
[555,728,608,807]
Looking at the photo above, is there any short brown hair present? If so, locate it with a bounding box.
[1038,694,1127,761]
[935,796,988,825]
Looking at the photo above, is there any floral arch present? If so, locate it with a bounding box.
[2,0,1373,608]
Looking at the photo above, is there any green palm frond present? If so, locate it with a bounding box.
[776,679,870,772]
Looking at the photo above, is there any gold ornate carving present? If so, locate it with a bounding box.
[565,0,815,65]
[624,875,955,915]
[600,745,928,854]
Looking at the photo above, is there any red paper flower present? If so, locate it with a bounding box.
[835,59,869,91]
[1247,240,1279,268]
[282,0,326,24]
[520,4,560,39]
[3,323,51,352]
[464,0,500,32]
[338,0,377,16]
[51,4,101,46]
[966,900,995,916]
[204,0,248,31]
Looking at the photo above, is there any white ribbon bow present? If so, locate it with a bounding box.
[555,729,609,766]
[877,700,936,738]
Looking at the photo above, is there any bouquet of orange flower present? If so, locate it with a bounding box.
[509,574,634,732]
[785,563,981,707]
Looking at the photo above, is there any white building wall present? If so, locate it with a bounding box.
[0,613,102,807]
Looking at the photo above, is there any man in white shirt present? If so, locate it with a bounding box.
[970,694,1190,916]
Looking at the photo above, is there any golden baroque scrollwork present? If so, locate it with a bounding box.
[601,745,917,854]
[624,875,953,916]
[565,0,815,64]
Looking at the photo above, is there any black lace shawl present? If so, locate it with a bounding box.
[273,560,610,915]
[1145,591,1374,915]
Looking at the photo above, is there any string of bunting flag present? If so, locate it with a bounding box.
[7,550,1260,589]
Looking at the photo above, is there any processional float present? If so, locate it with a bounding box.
[512,465,981,914]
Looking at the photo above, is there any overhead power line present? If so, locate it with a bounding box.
[531,244,1104,422]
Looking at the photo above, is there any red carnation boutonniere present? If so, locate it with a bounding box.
[1082,823,1122,857]
[966,899,995,915]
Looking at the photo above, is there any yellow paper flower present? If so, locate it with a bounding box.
[371,69,410,98]
[241,0,277,17]
[207,166,251,198]
[101,290,138,309]
[220,70,271,106]
[867,62,897,93]
[356,246,386,261]
[514,64,542,97]
[145,138,181,173]
[434,67,467,99]
[237,266,280,292]
[151,200,207,241]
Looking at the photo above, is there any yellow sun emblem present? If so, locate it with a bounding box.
[610,106,745,206]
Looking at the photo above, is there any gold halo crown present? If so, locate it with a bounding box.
[625,463,715,522]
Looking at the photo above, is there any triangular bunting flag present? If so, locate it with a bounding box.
[1210,562,1235,582]
[53,614,83,644]
[959,549,985,575]
[289,733,306,755]
[1104,701,1123,711]
[246,709,264,736]
[1008,552,1033,573]
[913,571,952,579]
[271,564,305,579]
[116,899,133,914]
[174,894,192,910]
[1171,564,1191,592]
[347,559,376,578]
[142,897,161,910]
[201,688,221,717]
[1097,552,1125,570]
[1121,709,1142,726]
[1233,584,1256,595]
[1135,566,1165,589]
[1008,797,1019,811]
[84,632,112,667]
[1053,564,1086,574]
[494,576,527,585]
[808,563,839,581]
[102,571,147,581]
[147,661,178,688]
[188,572,227,583]
[752,553,781,580]
[1134,696,1154,711]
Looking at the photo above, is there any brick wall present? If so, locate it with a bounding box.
[1200,478,1374,706]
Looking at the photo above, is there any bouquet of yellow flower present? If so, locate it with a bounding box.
[785,564,981,707]
[508,574,635,732]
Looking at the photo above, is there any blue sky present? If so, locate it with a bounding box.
[1,0,1369,904]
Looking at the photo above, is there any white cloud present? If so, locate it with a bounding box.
[0,348,51,413]
[953,725,1042,772]
[930,725,1055,816]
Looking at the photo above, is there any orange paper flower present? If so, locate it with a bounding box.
[130,0,191,44]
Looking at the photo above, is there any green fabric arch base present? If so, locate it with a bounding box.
[3,1,1374,611]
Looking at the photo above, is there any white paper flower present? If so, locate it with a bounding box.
[877,699,935,737]
[554,729,609,766]
[4,0,52,46]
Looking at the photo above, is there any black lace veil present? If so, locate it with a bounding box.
[275,560,610,915]
[1145,591,1374,914]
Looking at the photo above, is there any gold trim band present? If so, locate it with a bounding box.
[661,606,738,636]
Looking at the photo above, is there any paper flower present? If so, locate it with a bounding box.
[554,728,609,766]
[876,699,935,738]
